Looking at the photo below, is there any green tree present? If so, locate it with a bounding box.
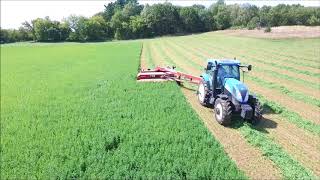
[198,9,214,31]
[214,5,231,30]
[247,16,259,29]
[179,7,202,33]
[33,17,54,41]
[58,22,71,41]
[142,3,181,36]
[103,0,138,21]
[0,29,11,43]
[269,4,290,26]
[22,21,37,41]
[308,15,320,26]
[17,27,33,41]
[129,16,149,38]
[111,11,131,39]
[47,27,60,41]
[122,1,143,17]
[64,15,88,41]
[259,6,271,27]
[84,16,110,41]
[47,21,61,41]
[229,4,243,27]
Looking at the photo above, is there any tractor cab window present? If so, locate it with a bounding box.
[206,62,214,71]
[216,65,240,88]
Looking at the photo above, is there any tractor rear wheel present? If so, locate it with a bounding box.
[197,80,210,107]
[214,98,232,125]
[250,100,262,125]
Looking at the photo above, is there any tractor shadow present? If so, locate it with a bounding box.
[229,103,278,134]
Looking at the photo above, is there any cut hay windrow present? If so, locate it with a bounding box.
[172,37,320,89]
[233,122,317,179]
[200,33,320,63]
[178,33,319,64]
[163,39,320,108]
[178,39,320,96]
[154,40,179,69]
[176,35,319,76]
[144,41,155,68]
[257,94,320,136]
[251,67,320,91]
[163,39,203,68]
[194,36,320,78]
[246,76,320,107]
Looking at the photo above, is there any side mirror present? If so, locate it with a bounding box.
[248,65,252,71]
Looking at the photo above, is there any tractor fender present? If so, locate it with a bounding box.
[224,78,249,103]
[200,73,210,82]
[200,73,211,88]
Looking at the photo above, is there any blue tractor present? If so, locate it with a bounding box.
[197,59,262,125]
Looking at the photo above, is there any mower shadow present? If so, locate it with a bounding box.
[229,115,277,134]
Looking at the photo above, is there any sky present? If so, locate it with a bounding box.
[1,0,320,29]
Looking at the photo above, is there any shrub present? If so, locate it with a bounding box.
[247,17,259,30]
[264,26,271,33]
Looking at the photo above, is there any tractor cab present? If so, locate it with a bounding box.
[203,60,243,97]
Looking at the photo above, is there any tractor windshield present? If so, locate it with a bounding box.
[217,65,240,88]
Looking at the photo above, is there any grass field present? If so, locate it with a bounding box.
[1,29,319,179]
[1,42,246,179]
[141,33,320,179]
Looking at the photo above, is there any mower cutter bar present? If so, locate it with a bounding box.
[137,66,201,85]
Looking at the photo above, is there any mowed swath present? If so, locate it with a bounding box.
[1,42,246,179]
[143,39,284,179]
[166,38,320,125]
[162,36,319,174]
[168,38,320,99]
[172,36,320,123]
[142,34,320,178]
[159,38,320,135]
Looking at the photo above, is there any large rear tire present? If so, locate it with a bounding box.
[197,80,210,107]
[214,98,232,125]
[249,100,262,125]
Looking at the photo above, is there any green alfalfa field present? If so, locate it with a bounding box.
[1,31,320,179]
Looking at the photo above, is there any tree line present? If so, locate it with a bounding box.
[1,0,320,43]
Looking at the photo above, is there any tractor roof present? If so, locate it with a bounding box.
[207,59,240,65]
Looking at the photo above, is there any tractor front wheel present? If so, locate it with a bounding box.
[214,98,232,125]
[250,100,262,125]
[197,80,210,107]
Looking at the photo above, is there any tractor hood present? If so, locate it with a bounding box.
[224,78,249,103]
